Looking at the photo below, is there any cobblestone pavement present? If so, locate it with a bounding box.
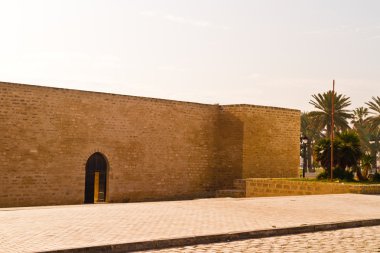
[145,226,380,253]
[0,194,379,252]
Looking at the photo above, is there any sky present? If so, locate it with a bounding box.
[0,0,379,111]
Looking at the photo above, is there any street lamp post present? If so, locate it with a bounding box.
[301,136,309,178]
[331,80,335,181]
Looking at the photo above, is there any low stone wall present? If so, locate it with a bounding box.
[242,178,380,197]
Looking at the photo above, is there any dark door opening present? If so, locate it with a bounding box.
[84,152,107,203]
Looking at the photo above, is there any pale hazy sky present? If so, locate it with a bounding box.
[0,0,379,111]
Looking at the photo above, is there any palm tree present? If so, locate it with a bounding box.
[351,106,379,170]
[365,97,380,170]
[360,154,372,179]
[351,107,369,127]
[366,96,380,130]
[368,127,380,170]
[314,138,338,171]
[351,107,371,152]
[314,131,362,180]
[337,131,362,170]
[309,91,352,137]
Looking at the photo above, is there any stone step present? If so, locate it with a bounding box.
[233,179,246,190]
[215,189,245,198]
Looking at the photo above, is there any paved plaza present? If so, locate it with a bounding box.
[0,194,379,252]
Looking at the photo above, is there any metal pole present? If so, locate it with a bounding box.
[303,143,306,178]
[330,80,335,181]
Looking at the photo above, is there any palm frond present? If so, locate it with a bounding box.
[309,91,352,136]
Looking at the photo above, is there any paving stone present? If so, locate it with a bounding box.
[147,226,380,253]
[0,194,379,252]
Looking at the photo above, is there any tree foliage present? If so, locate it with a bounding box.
[314,131,362,180]
[309,91,352,137]
[366,96,380,130]
[306,91,379,181]
[314,131,362,169]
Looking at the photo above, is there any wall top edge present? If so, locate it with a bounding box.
[222,104,300,112]
[0,81,213,107]
[0,81,299,112]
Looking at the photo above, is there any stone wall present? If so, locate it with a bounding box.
[223,105,300,179]
[0,82,300,207]
[242,178,380,197]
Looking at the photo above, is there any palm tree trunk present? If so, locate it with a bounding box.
[356,166,365,181]
[371,149,377,171]
[371,134,379,171]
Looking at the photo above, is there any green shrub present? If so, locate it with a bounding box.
[369,173,380,182]
[333,167,345,180]
[317,167,354,181]
[343,170,354,181]
[317,170,328,180]
[333,167,354,181]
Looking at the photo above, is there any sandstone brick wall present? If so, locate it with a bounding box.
[243,178,380,197]
[223,105,300,179]
[0,82,300,207]
[213,110,244,189]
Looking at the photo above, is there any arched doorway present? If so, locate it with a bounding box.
[84,152,108,203]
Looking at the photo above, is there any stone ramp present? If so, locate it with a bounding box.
[1,194,379,253]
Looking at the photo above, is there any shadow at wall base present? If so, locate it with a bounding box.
[0,191,217,209]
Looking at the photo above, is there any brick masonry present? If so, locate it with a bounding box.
[241,178,380,197]
[0,82,300,207]
[223,106,300,178]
